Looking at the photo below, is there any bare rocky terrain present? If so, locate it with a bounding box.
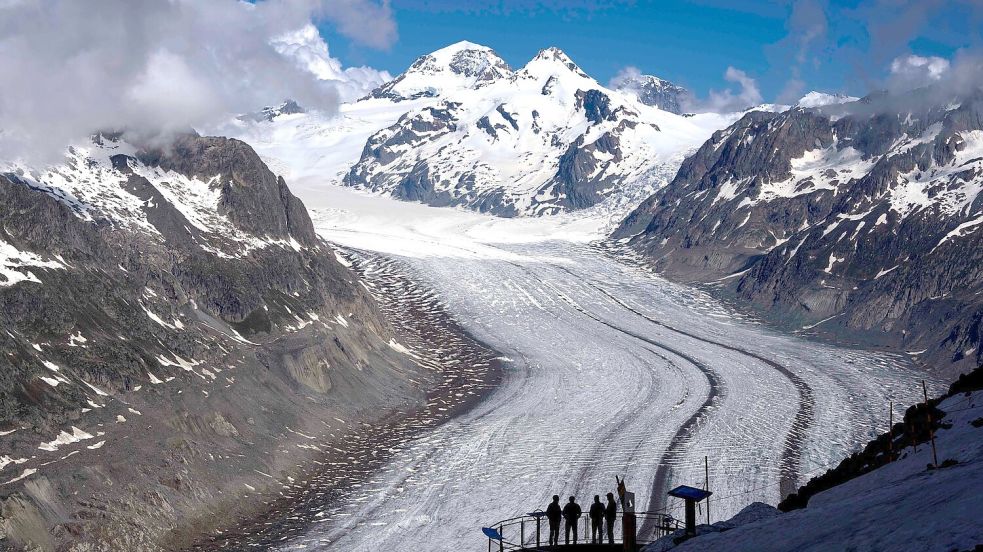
[0,134,482,551]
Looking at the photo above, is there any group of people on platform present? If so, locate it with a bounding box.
[544,493,618,545]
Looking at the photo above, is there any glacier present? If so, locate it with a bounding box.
[251,184,940,551]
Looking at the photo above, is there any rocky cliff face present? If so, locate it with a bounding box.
[616,88,983,377]
[0,133,435,550]
[612,74,688,114]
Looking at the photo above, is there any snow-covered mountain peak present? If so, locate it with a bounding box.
[238,99,305,123]
[429,40,496,60]
[796,91,859,108]
[368,41,512,101]
[220,41,742,219]
[426,41,512,78]
[523,47,590,80]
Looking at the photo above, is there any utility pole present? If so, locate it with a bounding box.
[888,400,894,462]
[922,380,939,468]
[705,456,710,525]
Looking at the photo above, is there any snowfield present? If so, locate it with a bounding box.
[644,389,983,552]
[270,184,937,551]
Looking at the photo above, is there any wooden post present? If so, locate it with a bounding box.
[705,456,711,525]
[922,380,939,468]
[888,401,894,462]
[622,513,637,551]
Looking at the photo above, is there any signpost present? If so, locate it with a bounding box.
[668,485,713,538]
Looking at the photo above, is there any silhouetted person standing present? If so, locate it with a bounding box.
[605,492,618,544]
[546,495,562,546]
[589,495,605,543]
[563,496,582,545]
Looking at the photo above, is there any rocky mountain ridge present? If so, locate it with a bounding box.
[0,133,448,550]
[616,86,983,377]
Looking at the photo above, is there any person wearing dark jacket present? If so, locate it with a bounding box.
[562,496,582,545]
[546,495,562,546]
[589,495,605,543]
[605,492,618,544]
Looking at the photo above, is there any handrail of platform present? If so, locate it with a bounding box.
[484,510,680,551]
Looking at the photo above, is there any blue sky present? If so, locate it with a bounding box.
[319,0,983,102]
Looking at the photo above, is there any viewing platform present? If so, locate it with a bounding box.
[482,482,712,551]
[482,510,681,551]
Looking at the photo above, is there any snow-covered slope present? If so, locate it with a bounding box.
[218,42,737,217]
[214,96,432,194]
[644,385,983,552]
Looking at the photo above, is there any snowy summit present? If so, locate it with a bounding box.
[795,91,859,108]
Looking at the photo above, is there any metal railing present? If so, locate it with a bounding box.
[484,510,680,551]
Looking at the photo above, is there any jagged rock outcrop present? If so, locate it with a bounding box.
[616,87,983,377]
[612,73,689,114]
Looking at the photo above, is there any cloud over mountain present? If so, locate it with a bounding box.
[684,66,764,113]
[0,0,393,163]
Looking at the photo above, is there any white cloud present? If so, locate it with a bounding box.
[888,54,951,91]
[608,66,644,90]
[684,66,764,113]
[272,24,391,103]
[321,0,398,50]
[125,50,223,129]
[0,0,396,164]
[777,77,807,105]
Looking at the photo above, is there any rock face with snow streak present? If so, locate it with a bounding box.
[0,133,428,549]
[340,42,729,217]
[616,88,983,377]
[613,73,689,114]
